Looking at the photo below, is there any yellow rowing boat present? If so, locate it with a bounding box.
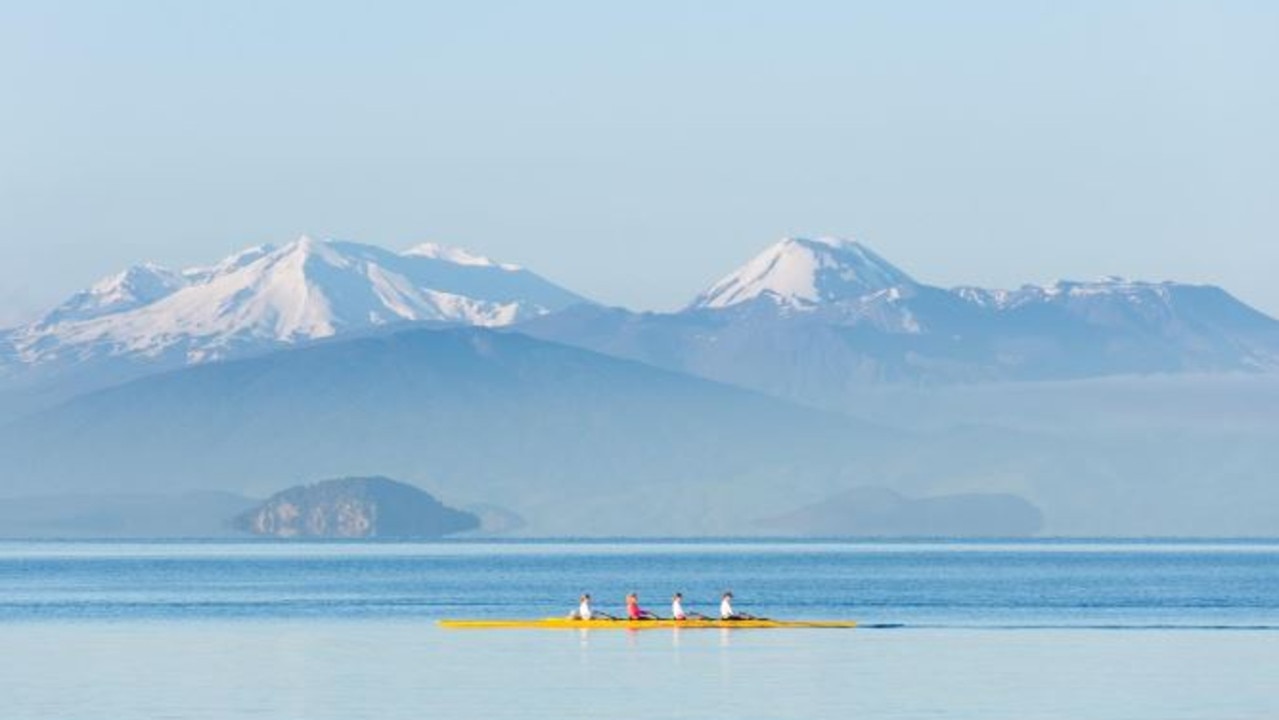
[438,618,857,630]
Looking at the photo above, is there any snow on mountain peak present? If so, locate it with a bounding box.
[6,236,587,372]
[37,262,189,326]
[93,263,183,297]
[275,234,346,264]
[689,237,916,311]
[403,242,521,271]
[953,276,1192,313]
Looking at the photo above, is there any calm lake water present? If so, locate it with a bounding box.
[2,540,1277,719]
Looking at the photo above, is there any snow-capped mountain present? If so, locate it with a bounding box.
[951,275,1279,365]
[5,232,1279,416]
[686,236,1279,351]
[691,237,917,310]
[520,237,1279,405]
[687,237,944,333]
[1,236,588,387]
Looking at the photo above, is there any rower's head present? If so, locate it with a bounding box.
[673,592,683,600]
[723,591,733,599]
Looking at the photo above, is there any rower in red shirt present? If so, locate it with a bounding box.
[626,592,658,620]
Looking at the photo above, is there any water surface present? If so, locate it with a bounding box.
[2,540,1276,719]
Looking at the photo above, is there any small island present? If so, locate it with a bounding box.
[233,476,479,539]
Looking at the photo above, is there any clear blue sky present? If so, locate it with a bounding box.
[2,1,1277,324]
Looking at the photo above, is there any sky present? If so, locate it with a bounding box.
[1,1,1277,325]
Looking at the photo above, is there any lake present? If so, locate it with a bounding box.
[2,540,1276,719]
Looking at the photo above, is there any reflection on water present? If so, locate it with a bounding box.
[1,541,1278,719]
[3,539,1278,628]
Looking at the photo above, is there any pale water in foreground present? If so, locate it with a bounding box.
[1,541,1276,719]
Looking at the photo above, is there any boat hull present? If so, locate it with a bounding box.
[438,618,857,630]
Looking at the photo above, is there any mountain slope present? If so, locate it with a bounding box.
[3,326,1276,536]
[521,238,1279,407]
[691,237,917,311]
[0,327,909,535]
[0,237,588,397]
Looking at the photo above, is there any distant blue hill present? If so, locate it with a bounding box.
[2,326,1277,536]
[0,327,908,535]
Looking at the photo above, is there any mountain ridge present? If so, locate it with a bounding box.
[519,237,1279,404]
[4,323,1275,536]
[0,236,589,395]
[3,234,1276,415]
[0,325,911,535]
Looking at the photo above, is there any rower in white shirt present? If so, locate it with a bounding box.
[671,592,708,621]
[569,593,615,620]
[719,591,759,621]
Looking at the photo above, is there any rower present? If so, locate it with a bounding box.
[719,591,759,621]
[671,592,707,620]
[569,593,614,620]
[626,592,658,620]
[569,593,594,620]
